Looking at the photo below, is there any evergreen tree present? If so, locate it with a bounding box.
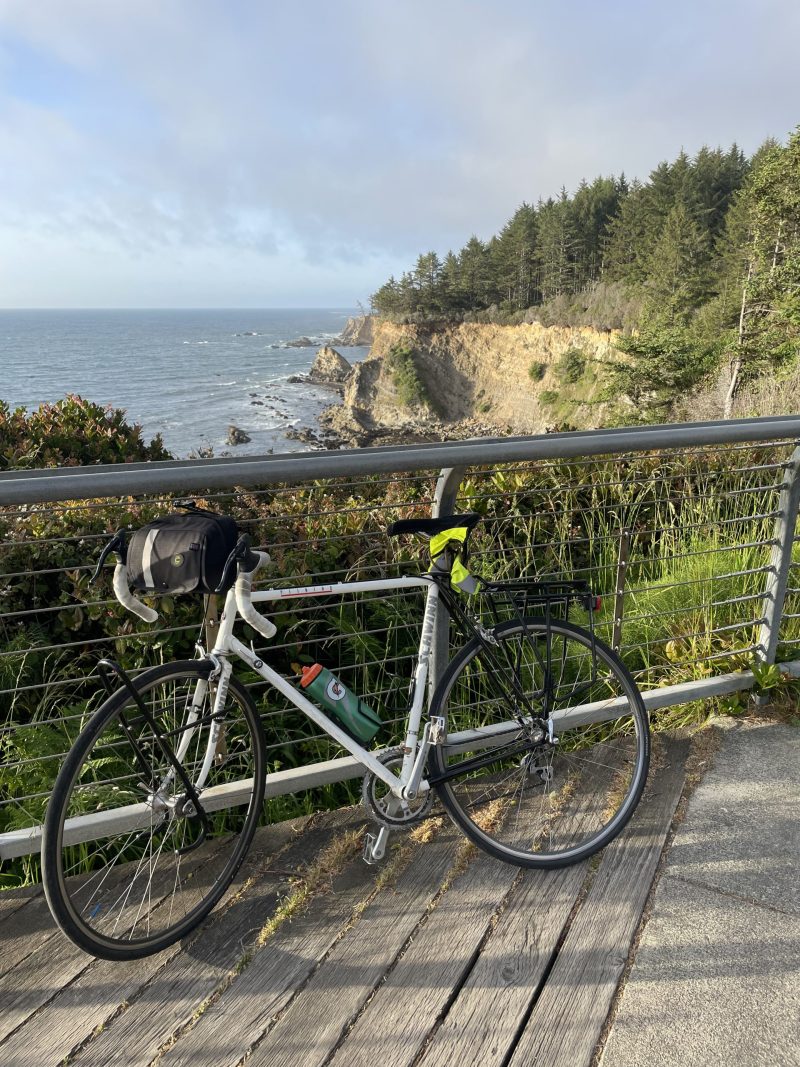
[369,127,799,424]
[458,236,493,310]
[643,202,712,322]
[571,176,623,287]
[440,251,466,314]
[604,180,651,283]
[727,131,800,408]
[535,192,578,300]
[491,203,538,308]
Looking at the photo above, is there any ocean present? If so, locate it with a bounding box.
[0,308,361,458]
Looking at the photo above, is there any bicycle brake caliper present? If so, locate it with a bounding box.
[475,623,499,647]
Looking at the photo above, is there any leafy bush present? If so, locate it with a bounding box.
[385,342,438,413]
[554,348,587,385]
[528,361,547,382]
[0,395,170,469]
[540,390,560,406]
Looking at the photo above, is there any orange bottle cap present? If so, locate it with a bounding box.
[300,663,323,688]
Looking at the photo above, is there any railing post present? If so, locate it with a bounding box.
[612,528,631,654]
[756,443,800,670]
[429,466,466,702]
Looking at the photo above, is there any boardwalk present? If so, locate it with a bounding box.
[0,737,690,1067]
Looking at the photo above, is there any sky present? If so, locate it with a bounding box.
[0,0,798,309]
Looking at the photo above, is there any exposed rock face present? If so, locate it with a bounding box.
[328,320,618,435]
[309,345,352,384]
[337,315,375,346]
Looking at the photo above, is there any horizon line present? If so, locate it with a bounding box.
[0,305,365,312]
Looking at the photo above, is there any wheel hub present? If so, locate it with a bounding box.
[520,746,555,785]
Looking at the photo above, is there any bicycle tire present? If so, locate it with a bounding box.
[428,617,649,868]
[42,660,266,960]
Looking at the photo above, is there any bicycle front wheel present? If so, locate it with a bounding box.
[429,618,649,868]
[42,660,266,960]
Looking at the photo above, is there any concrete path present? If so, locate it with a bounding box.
[600,719,800,1067]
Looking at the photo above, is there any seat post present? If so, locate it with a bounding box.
[429,467,467,702]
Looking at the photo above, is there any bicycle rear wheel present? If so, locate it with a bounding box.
[42,660,266,960]
[429,618,649,868]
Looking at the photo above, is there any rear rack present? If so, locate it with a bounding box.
[478,578,600,627]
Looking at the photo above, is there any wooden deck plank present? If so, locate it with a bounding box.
[0,737,691,1067]
[0,831,238,1047]
[339,747,621,1067]
[0,883,41,925]
[327,845,520,1067]
[242,823,464,1067]
[0,818,304,1067]
[417,861,588,1067]
[507,738,689,1067]
[68,812,360,1067]
[158,828,397,1067]
[0,891,60,980]
[415,740,629,1067]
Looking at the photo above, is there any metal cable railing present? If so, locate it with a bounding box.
[2,415,800,871]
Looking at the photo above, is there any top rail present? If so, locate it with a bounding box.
[2,416,800,505]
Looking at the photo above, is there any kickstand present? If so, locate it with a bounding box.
[363,826,391,865]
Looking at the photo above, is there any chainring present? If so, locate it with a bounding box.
[362,746,435,829]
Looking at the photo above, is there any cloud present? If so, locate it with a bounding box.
[0,0,798,305]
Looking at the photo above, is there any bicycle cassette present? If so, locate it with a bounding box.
[361,746,434,829]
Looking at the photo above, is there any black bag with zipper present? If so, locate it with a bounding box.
[126,505,240,595]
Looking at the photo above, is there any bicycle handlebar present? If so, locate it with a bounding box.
[233,551,277,639]
[99,530,276,639]
[112,564,159,623]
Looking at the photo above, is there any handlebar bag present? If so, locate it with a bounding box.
[126,511,239,595]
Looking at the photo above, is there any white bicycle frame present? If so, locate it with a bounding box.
[211,556,442,801]
[22,550,630,858]
[114,550,628,815]
[80,552,441,861]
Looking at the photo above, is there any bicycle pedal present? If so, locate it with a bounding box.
[363,830,388,865]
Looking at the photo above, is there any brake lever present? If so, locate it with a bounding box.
[91,530,126,585]
[215,534,250,594]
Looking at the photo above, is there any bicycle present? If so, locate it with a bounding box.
[41,510,649,960]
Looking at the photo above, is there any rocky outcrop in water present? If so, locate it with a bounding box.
[227,425,251,445]
[336,315,374,346]
[309,346,352,384]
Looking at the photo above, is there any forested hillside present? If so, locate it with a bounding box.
[372,129,800,420]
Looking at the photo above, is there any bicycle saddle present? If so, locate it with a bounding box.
[387,512,481,538]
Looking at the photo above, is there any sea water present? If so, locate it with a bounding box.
[0,308,360,457]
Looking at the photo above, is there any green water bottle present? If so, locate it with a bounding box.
[300,664,382,744]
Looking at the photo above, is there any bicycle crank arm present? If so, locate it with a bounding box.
[401,716,445,800]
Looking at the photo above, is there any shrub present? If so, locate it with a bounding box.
[528,361,547,382]
[554,348,587,385]
[540,390,560,406]
[385,342,437,413]
[0,395,170,469]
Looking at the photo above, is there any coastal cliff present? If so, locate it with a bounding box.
[321,319,619,443]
